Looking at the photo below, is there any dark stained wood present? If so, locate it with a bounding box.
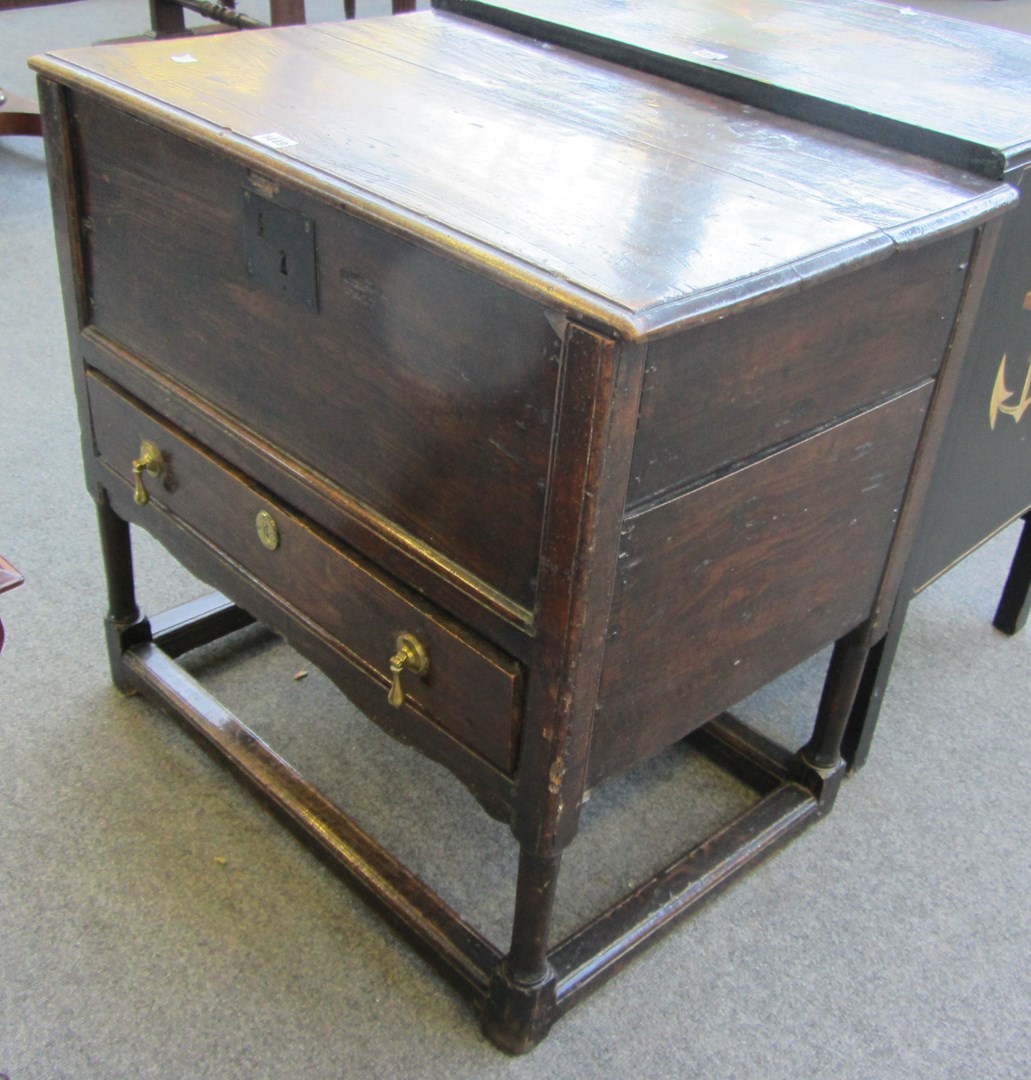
[438,0,1031,176]
[841,594,908,773]
[863,216,1007,640]
[148,592,256,658]
[511,327,645,855]
[317,15,1005,237]
[145,0,418,34]
[589,385,933,787]
[146,0,298,35]
[33,15,1017,1051]
[629,234,972,509]
[687,711,796,795]
[268,0,305,26]
[99,461,518,819]
[122,640,502,998]
[149,0,187,35]
[447,0,1031,783]
[908,174,1031,591]
[78,327,536,656]
[31,15,1009,337]
[0,88,42,137]
[71,92,560,614]
[550,782,819,1013]
[88,371,525,775]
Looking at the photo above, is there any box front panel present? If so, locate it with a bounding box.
[70,92,561,613]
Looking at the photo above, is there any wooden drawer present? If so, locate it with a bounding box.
[86,372,524,775]
[71,93,561,613]
[628,232,972,508]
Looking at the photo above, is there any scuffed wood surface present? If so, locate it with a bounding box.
[31,12,1010,336]
[439,0,1031,174]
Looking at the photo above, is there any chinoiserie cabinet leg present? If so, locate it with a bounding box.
[96,493,149,691]
[993,511,1031,635]
[841,594,909,773]
[482,850,562,1054]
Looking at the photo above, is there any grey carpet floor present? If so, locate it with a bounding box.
[1,2,1029,1077]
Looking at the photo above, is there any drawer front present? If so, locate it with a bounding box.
[628,232,972,509]
[589,382,933,786]
[87,373,524,775]
[72,93,560,613]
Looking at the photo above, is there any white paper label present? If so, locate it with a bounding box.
[170,54,198,63]
[252,132,299,149]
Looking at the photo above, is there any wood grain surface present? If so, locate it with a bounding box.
[590,383,934,786]
[87,372,525,774]
[31,12,1011,337]
[439,0,1031,175]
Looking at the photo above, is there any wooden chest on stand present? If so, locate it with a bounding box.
[33,12,1013,1049]
[440,0,1031,767]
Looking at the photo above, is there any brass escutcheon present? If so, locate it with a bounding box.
[131,440,164,505]
[387,632,430,708]
[255,510,280,551]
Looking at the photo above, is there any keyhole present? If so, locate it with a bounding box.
[279,251,288,276]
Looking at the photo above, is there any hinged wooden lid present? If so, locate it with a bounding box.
[438,0,1031,177]
[32,11,1013,339]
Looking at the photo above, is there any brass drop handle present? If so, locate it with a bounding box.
[387,632,429,708]
[131,440,164,505]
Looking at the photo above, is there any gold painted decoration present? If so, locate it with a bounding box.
[989,353,1031,430]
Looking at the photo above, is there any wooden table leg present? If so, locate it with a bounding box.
[0,88,42,137]
[800,625,869,782]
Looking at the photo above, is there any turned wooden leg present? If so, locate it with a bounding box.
[96,496,149,689]
[799,626,868,802]
[482,850,561,1054]
[993,512,1031,636]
